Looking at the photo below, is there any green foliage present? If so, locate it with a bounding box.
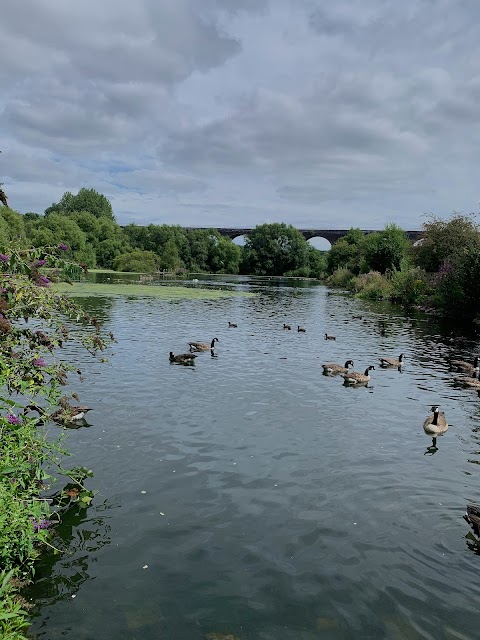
[307,246,327,278]
[351,271,393,300]
[326,268,355,288]
[362,224,410,274]
[0,208,26,242]
[390,265,428,306]
[414,213,480,272]
[0,571,29,640]
[0,241,114,638]
[45,188,115,221]
[435,248,480,319]
[326,228,365,274]
[113,249,159,272]
[241,223,309,276]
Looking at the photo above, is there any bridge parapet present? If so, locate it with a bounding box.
[185,227,422,244]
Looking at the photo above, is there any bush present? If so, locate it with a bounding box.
[390,266,428,306]
[351,271,392,300]
[113,250,159,272]
[327,268,355,288]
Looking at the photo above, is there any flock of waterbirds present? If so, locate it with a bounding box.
[169,319,480,541]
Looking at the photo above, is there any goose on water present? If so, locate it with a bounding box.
[454,370,480,389]
[325,333,336,340]
[423,406,448,435]
[189,338,218,352]
[169,352,197,364]
[379,353,405,367]
[341,365,375,385]
[228,322,237,328]
[322,360,354,375]
[449,356,479,374]
[297,326,306,332]
[283,324,291,330]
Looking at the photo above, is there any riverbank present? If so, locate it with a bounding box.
[53,281,255,298]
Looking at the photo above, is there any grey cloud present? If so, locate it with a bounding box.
[1,0,479,227]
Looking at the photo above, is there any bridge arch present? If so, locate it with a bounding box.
[232,234,248,246]
[307,236,332,251]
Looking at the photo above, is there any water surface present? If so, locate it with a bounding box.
[27,278,480,639]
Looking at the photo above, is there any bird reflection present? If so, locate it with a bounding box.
[424,436,439,455]
[210,348,218,358]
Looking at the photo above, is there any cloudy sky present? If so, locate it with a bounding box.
[1,0,479,230]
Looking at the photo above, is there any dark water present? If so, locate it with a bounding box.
[26,278,480,640]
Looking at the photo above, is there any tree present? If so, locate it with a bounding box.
[113,250,159,272]
[45,188,115,221]
[414,213,480,273]
[241,223,309,276]
[362,224,409,274]
[326,228,365,274]
[0,207,26,242]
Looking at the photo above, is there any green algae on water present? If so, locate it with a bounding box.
[53,281,254,299]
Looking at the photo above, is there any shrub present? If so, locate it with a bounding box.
[327,268,355,288]
[390,266,428,306]
[351,271,392,300]
[113,250,159,272]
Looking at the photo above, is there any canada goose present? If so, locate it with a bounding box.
[379,353,405,367]
[454,370,480,389]
[341,365,375,385]
[189,338,218,352]
[283,324,291,330]
[464,505,480,536]
[169,352,197,364]
[322,360,354,375]
[24,402,92,425]
[449,356,479,374]
[352,315,363,320]
[297,326,306,332]
[325,333,336,340]
[228,322,237,328]
[423,406,448,435]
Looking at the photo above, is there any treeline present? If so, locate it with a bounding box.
[325,216,480,321]
[1,187,479,320]
[0,188,327,277]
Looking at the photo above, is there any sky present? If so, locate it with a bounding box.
[1,0,479,231]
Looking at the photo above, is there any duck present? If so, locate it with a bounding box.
[283,324,291,330]
[297,326,306,332]
[188,338,218,352]
[169,352,197,364]
[379,353,405,367]
[423,406,448,435]
[449,356,479,374]
[454,370,480,389]
[325,333,336,340]
[228,322,237,328]
[322,360,354,375]
[341,365,375,385]
[464,505,480,536]
[352,315,363,320]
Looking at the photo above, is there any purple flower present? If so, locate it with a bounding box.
[35,259,46,267]
[37,275,51,287]
[0,253,10,262]
[6,414,21,425]
[31,518,52,532]
[33,358,46,367]
[58,243,68,251]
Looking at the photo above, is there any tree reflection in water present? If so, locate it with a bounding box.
[24,499,116,609]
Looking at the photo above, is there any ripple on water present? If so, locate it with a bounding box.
[27,284,480,640]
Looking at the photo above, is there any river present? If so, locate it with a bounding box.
[26,276,480,639]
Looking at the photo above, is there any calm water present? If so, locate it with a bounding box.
[26,277,480,640]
